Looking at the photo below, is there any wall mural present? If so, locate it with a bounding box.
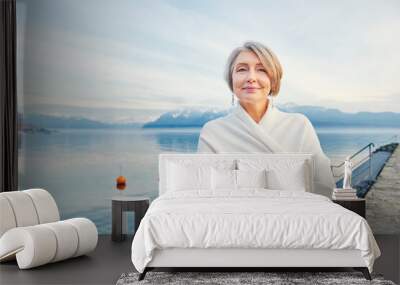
[16,0,400,234]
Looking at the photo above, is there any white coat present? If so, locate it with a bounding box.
[197,102,336,197]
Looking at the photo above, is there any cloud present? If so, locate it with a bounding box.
[22,24,229,109]
[19,0,400,115]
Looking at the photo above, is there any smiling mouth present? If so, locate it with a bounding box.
[243,87,261,91]
[243,86,261,89]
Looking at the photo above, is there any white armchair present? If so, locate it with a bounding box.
[0,189,98,269]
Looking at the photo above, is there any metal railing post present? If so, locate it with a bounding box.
[331,142,375,180]
[369,145,372,180]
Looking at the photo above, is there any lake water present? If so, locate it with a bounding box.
[18,127,400,234]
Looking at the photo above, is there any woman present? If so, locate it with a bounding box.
[197,41,335,197]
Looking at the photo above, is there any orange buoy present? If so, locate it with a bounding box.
[116,176,126,185]
[116,175,126,190]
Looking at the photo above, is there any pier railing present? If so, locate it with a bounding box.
[331,143,375,181]
[330,135,399,183]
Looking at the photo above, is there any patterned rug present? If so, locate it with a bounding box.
[116,271,396,285]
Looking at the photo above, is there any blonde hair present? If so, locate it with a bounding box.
[224,41,283,96]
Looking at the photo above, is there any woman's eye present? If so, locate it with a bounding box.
[258,69,267,73]
[237,68,246,72]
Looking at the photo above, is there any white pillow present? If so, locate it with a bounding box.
[238,159,308,192]
[266,164,307,191]
[211,168,268,190]
[211,168,236,191]
[167,162,212,191]
[236,169,267,189]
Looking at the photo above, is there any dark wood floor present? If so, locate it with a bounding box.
[1,235,399,285]
[0,235,134,285]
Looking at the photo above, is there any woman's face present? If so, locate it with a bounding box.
[232,51,271,105]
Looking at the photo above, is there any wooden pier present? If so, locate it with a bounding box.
[366,144,400,234]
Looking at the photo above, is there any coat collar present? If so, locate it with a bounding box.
[233,101,285,153]
[234,100,278,128]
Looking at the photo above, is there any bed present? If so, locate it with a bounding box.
[131,153,381,281]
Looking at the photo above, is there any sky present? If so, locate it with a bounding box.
[16,0,400,123]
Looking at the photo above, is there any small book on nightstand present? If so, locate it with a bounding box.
[332,188,359,200]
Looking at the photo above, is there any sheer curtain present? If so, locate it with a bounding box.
[0,0,18,192]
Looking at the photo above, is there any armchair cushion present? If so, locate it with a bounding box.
[0,189,98,269]
[0,218,98,269]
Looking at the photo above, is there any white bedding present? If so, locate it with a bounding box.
[131,190,380,273]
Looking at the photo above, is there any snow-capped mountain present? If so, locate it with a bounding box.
[20,103,400,130]
[143,103,400,128]
[143,107,230,128]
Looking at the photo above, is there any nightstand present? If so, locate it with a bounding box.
[112,196,150,242]
[332,199,365,218]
